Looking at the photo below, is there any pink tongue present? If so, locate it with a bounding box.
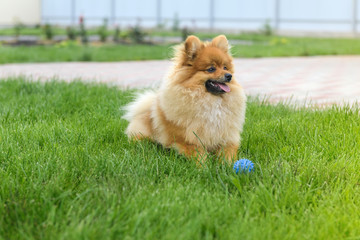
[215,82,230,93]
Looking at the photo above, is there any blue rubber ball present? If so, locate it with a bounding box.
[233,159,254,173]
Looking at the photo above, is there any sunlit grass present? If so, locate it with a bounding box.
[0,78,359,239]
[0,44,172,64]
[1,34,360,64]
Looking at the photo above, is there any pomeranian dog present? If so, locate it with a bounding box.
[123,35,246,164]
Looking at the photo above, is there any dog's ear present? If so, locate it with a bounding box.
[212,35,230,53]
[185,35,202,60]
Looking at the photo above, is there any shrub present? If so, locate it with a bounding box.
[172,13,180,32]
[260,20,273,36]
[97,18,108,42]
[14,21,25,38]
[43,24,54,40]
[113,25,121,43]
[79,16,88,44]
[181,27,192,41]
[66,26,77,40]
[128,25,146,43]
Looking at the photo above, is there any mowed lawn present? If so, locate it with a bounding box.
[1,35,360,63]
[0,79,360,239]
[0,44,173,64]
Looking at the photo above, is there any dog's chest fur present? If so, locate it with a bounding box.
[159,86,246,149]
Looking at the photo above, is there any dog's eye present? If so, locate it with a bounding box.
[207,67,216,73]
[223,66,228,70]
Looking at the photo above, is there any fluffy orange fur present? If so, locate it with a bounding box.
[123,35,246,164]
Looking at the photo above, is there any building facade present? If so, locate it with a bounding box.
[0,0,41,26]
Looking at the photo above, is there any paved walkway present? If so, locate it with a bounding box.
[0,56,359,106]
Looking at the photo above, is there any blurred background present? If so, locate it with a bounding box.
[0,0,359,107]
[1,0,360,64]
[1,0,359,36]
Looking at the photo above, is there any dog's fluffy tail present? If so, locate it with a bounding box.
[122,90,156,121]
[122,90,157,138]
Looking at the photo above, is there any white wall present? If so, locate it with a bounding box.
[0,0,41,26]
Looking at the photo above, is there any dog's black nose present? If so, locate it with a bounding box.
[225,73,232,82]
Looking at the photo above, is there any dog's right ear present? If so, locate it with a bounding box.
[184,35,202,61]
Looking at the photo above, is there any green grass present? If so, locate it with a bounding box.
[1,78,360,239]
[1,35,360,64]
[0,26,100,36]
[232,36,360,57]
[0,44,172,64]
[0,27,63,36]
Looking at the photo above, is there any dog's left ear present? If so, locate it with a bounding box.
[185,35,202,60]
[212,35,230,53]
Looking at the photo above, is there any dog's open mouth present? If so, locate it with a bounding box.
[205,80,230,94]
